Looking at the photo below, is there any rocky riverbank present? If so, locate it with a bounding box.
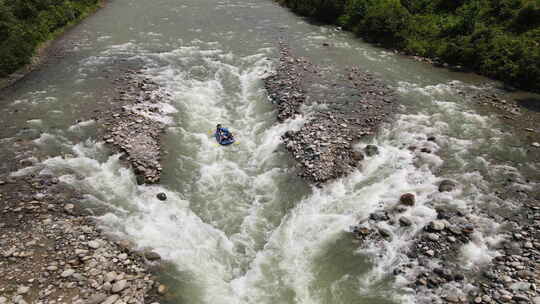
[0,173,165,304]
[264,43,395,185]
[99,71,169,184]
[265,44,539,304]
[0,69,171,304]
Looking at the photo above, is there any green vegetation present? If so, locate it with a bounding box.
[277,0,540,91]
[0,0,100,77]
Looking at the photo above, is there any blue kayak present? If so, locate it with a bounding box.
[214,130,235,146]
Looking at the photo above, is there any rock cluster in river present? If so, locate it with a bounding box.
[264,43,395,185]
[350,173,539,303]
[100,73,168,184]
[0,174,164,304]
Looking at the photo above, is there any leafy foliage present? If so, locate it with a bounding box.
[277,0,540,91]
[0,0,99,77]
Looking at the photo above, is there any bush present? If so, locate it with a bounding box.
[277,0,540,91]
[0,0,99,77]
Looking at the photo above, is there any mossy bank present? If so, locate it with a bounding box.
[0,0,104,85]
[276,0,540,92]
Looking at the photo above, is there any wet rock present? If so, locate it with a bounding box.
[364,145,379,157]
[428,220,446,231]
[88,240,101,249]
[102,295,119,304]
[157,284,167,295]
[378,228,392,239]
[399,216,412,227]
[17,285,30,294]
[532,142,540,148]
[156,192,167,201]
[87,293,107,304]
[438,180,456,192]
[61,269,75,278]
[370,211,389,221]
[112,279,128,293]
[399,193,415,206]
[64,203,75,213]
[351,151,364,161]
[426,233,440,241]
[144,250,161,261]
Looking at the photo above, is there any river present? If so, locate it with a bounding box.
[0,0,539,303]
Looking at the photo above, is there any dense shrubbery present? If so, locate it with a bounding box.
[277,0,540,91]
[0,0,99,77]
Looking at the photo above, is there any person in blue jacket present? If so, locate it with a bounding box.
[216,124,233,143]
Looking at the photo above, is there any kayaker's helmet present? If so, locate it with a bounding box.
[216,124,222,129]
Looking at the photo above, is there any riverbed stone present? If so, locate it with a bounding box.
[364,145,379,156]
[438,180,456,192]
[399,193,415,206]
[87,293,107,304]
[429,220,446,231]
[102,295,119,304]
[144,250,161,261]
[399,216,412,227]
[61,269,75,278]
[112,279,128,293]
[88,240,101,249]
[156,192,167,201]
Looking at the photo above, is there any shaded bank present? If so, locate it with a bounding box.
[276,0,540,92]
[0,0,104,88]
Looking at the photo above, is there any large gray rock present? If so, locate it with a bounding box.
[61,269,75,278]
[86,293,107,304]
[364,145,379,157]
[144,250,161,261]
[102,295,119,304]
[429,220,446,231]
[438,180,457,192]
[88,240,101,249]
[112,279,128,293]
[399,193,415,206]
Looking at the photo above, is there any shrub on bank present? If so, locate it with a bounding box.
[0,0,99,77]
[277,0,540,92]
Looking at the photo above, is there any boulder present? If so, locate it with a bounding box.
[399,217,412,227]
[86,293,107,304]
[429,220,446,231]
[112,280,128,293]
[399,193,415,206]
[144,250,161,261]
[438,180,456,192]
[364,145,379,157]
[156,192,167,201]
[351,151,364,161]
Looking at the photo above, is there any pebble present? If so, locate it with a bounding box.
[438,179,456,192]
[17,285,30,294]
[112,279,128,293]
[157,284,167,295]
[532,296,540,304]
[102,295,120,304]
[429,220,446,231]
[399,217,412,227]
[144,250,161,261]
[156,192,167,201]
[0,297,6,304]
[61,269,75,278]
[399,193,415,206]
[88,240,101,249]
[86,293,107,304]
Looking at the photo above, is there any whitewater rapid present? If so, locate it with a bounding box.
[3,0,536,303]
